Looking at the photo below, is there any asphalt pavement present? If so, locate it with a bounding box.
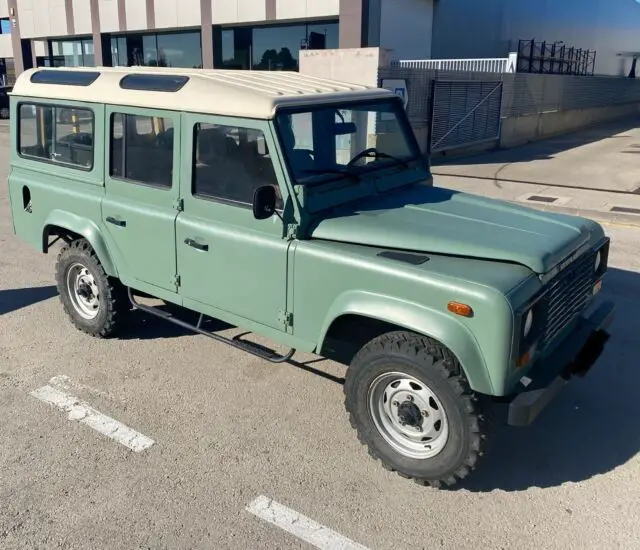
[1,123,639,549]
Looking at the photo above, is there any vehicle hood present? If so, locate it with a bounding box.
[309,184,600,274]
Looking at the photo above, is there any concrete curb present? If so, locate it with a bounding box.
[499,198,640,228]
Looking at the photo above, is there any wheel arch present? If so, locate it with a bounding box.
[42,210,119,278]
[317,292,495,395]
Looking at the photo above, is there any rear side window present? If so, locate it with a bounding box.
[110,113,174,188]
[192,123,282,209]
[18,103,95,170]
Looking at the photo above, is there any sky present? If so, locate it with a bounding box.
[1,19,11,34]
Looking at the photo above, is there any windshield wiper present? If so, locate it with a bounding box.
[347,147,409,168]
[301,167,361,182]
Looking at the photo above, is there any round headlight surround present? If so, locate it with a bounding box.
[523,309,534,338]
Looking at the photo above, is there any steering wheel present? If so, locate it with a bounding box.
[347,148,378,168]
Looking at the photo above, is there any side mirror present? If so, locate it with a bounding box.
[252,185,277,220]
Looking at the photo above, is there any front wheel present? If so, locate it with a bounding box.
[344,331,494,488]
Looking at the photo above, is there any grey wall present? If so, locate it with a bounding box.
[380,0,433,59]
[432,0,640,76]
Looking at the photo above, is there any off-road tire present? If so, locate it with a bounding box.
[55,239,128,338]
[344,331,494,488]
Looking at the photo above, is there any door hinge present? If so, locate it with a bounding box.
[286,223,298,240]
[172,274,181,288]
[173,198,184,212]
[277,309,293,327]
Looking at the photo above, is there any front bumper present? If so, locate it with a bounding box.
[507,300,615,427]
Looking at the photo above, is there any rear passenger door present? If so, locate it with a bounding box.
[101,106,181,296]
[176,114,290,331]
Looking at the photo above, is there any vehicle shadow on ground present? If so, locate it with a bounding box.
[431,117,640,169]
[460,267,640,492]
[121,306,342,379]
[0,285,59,315]
[120,306,235,340]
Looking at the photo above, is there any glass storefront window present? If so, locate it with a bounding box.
[83,40,95,67]
[50,38,94,67]
[157,31,202,68]
[111,36,127,66]
[1,18,11,34]
[110,30,203,69]
[215,21,339,71]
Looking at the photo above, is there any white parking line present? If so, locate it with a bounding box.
[30,384,155,452]
[246,495,369,550]
[49,374,126,404]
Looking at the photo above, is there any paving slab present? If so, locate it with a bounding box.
[433,118,640,193]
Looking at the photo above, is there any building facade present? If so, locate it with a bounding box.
[431,0,640,77]
[0,0,435,85]
[3,0,637,84]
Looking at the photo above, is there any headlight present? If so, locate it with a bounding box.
[523,310,534,338]
[595,251,602,272]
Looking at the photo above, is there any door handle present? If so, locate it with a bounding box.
[106,216,126,227]
[184,238,209,252]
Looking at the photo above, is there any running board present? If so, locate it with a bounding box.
[127,288,296,364]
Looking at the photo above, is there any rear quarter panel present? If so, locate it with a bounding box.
[7,97,108,267]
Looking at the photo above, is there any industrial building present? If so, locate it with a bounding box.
[431,0,640,77]
[0,0,434,84]
[1,0,640,85]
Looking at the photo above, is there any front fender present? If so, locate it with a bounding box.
[43,210,118,278]
[318,290,495,395]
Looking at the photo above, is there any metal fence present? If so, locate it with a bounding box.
[516,39,596,76]
[502,73,640,117]
[392,54,517,74]
[430,80,503,152]
[380,65,640,129]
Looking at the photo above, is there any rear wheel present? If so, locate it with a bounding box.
[55,239,128,338]
[344,331,494,488]
[0,107,9,119]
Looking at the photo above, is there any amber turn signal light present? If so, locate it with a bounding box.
[447,301,473,317]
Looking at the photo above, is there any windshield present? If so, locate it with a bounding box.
[275,98,420,185]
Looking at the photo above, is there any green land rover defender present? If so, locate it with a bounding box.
[6,67,615,488]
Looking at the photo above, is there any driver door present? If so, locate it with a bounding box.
[176,114,292,332]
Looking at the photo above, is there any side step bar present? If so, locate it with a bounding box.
[127,288,296,364]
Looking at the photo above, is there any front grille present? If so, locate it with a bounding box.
[538,249,598,348]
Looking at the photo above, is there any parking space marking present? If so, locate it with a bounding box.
[48,374,126,404]
[30,384,155,452]
[246,495,369,550]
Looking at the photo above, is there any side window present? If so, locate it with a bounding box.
[193,123,283,209]
[18,103,94,169]
[110,113,174,188]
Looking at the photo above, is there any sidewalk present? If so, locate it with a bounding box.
[432,117,640,226]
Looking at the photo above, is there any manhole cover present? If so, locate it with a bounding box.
[610,206,640,215]
[527,195,558,203]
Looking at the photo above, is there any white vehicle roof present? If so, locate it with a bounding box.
[11,66,394,119]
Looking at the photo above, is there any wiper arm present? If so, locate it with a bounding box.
[347,147,409,168]
[301,167,361,182]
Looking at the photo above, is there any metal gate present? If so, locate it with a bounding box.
[429,80,503,153]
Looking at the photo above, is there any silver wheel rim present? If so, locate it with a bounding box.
[368,372,449,459]
[0,108,8,119]
[66,262,100,320]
